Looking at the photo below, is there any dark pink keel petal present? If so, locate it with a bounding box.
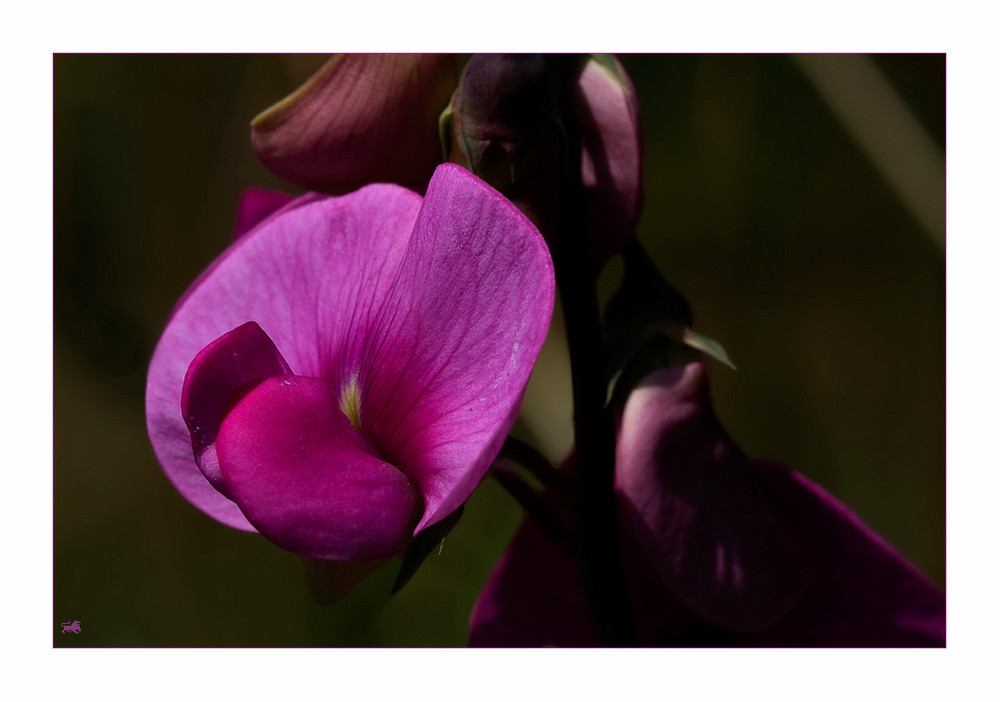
[360,164,556,532]
[615,363,814,632]
[233,187,296,242]
[181,322,293,499]
[217,376,422,561]
[251,54,460,195]
[749,461,945,646]
[570,55,643,265]
[146,184,422,531]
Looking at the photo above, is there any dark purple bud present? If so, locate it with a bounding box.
[450,54,556,184]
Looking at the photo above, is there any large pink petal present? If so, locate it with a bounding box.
[251,54,460,195]
[571,55,643,264]
[360,163,556,532]
[146,184,421,530]
[217,376,421,561]
[165,193,323,326]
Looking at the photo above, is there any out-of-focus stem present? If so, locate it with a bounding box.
[552,56,635,640]
[556,247,636,645]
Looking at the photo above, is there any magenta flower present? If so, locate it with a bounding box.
[470,362,945,646]
[250,53,642,265]
[146,164,554,572]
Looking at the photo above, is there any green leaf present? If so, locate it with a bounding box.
[390,504,465,596]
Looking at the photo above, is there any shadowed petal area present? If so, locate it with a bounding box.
[615,361,944,645]
[749,461,945,646]
[469,508,714,647]
[233,187,296,241]
[616,363,814,632]
[217,376,422,561]
[146,184,421,530]
[181,321,293,498]
[571,55,642,264]
[251,54,460,194]
[470,516,597,647]
[360,164,556,532]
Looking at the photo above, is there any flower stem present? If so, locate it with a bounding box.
[556,253,636,645]
[548,65,636,638]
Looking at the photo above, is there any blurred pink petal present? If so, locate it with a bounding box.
[617,363,945,645]
[572,55,643,264]
[470,362,944,646]
[616,363,813,631]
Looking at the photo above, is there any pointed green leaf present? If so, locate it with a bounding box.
[680,327,737,370]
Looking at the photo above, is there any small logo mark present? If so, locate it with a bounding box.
[61,620,81,634]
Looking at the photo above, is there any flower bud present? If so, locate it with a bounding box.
[448,54,556,184]
[444,54,565,248]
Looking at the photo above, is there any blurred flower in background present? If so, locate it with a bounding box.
[470,362,945,646]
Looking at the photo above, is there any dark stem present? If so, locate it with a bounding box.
[549,58,636,640]
[499,435,575,503]
[487,53,634,644]
[556,252,636,645]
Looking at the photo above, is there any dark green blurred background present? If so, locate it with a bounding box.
[53,54,944,647]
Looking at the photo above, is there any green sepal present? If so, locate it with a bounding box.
[390,504,465,596]
[680,327,737,370]
[603,241,736,410]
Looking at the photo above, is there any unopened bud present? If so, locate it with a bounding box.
[448,54,556,185]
